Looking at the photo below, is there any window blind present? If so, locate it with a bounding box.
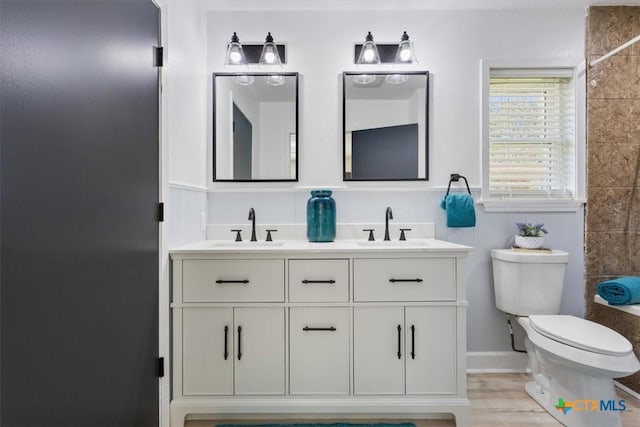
[488,75,575,199]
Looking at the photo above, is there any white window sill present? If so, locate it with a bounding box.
[477,199,585,212]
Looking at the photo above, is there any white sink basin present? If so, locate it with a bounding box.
[210,241,284,248]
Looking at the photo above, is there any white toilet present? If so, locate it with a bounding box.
[491,249,640,427]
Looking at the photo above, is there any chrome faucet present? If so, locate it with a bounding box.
[248,207,257,242]
[384,206,394,241]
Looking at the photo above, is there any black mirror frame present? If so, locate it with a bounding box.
[212,72,299,182]
[342,71,429,181]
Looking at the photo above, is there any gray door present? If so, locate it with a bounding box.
[0,0,159,425]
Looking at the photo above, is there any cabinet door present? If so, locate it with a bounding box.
[183,308,233,395]
[289,308,350,395]
[353,307,404,394]
[405,307,457,394]
[234,307,285,395]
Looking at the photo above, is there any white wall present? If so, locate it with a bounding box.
[166,2,587,358]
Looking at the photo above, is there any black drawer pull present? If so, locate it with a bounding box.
[303,326,337,332]
[237,326,242,360]
[389,278,423,283]
[223,325,229,360]
[411,325,416,360]
[397,325,402,359]
[215,279,249,284]
[301,279,336,284]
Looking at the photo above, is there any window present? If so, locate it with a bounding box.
[482,65,582,210]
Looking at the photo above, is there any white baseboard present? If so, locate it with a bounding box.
[614,380,640,400]
[466,351,529,373]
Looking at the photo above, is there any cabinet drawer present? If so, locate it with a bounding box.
[289,259,349,302]
[289,307,350,395]
[353,258,455,301]
[183,259,284,302]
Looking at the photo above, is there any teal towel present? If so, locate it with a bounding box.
[440,193,476,228]
[597,277,640,305]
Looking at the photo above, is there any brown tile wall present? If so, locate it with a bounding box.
[586,6,640,393]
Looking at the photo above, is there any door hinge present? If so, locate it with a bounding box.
[158,357,165,378]
[154,46,164,67]
[158,202,164,222]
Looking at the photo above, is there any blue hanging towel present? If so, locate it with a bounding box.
[440,173,476,228]
[597,277,640,305]
[440,193,476,228]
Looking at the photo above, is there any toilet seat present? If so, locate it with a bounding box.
[529,315,632,356]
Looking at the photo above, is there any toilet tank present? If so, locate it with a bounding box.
[491,249,569,316]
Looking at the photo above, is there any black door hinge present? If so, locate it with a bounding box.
[154,46,164,67]
[158,357,165,378]
[158,202,164,222]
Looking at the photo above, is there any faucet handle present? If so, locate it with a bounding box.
[399,228,412,241]
[362,228,375,241]
[231,229,242,242]
[265,229,278,242]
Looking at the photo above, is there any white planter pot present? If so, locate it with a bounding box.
[515,235,544,249]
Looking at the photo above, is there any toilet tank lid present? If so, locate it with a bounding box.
[529,315,633,356]
[491,248,569,263]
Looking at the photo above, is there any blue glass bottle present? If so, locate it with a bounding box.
[306,190,336,242]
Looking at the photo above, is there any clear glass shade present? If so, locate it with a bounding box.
[395,32,417,64]
[259,32,282,66]
[356,32,381,64]
[225,33,247,66]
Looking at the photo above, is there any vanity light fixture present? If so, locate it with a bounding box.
[259,32,282,66]
[356,32,381,64]
[395,31,417,64]
[224,32,286,65]
[225,32,248,66]
[353,31,418,64]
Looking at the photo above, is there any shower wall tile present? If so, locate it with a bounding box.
[587,143,640,188]
[632,56,640,99]
[586,188,639,232]
[587,99,640,143]
[587,6,640,394]
[585,232,640,276]
[633,8,640,56]
[587,55,631,99]
[586,6,635,55]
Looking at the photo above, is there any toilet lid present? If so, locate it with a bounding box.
[529,315,632,356]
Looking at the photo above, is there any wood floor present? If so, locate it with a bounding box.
[184,373,640,426]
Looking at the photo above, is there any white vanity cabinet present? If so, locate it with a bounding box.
[182,307,285,396]
[353,306,457,395]
[170,241,471,427]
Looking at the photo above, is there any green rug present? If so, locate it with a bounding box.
[217,424,417,427]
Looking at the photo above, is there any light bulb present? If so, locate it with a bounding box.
[363,48,375,63]
[229,50,242,63]
[264,50,276,64]
[400,47,411,62]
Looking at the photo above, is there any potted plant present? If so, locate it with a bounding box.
[515,223,548,249]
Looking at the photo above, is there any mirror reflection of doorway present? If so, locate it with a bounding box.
[351,123,418,179]
[233,103,252,180]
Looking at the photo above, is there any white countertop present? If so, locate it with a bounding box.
[170,238,472,256]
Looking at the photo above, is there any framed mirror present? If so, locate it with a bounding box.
[213,72,298,181]
[343,71,429,181]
